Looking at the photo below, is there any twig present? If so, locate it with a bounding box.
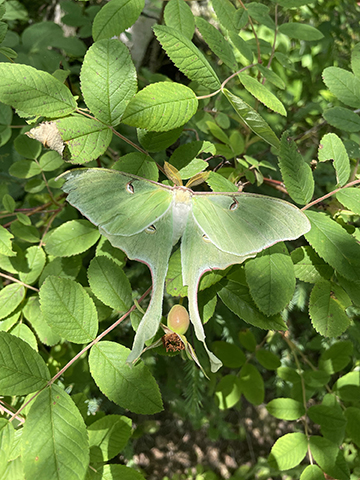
[302,178,360,211]
[0,272,39,292]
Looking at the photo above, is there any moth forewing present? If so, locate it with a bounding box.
[62,168,173,237]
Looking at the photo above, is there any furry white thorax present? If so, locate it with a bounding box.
[171,187,192,245]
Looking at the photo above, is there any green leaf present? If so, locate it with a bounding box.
[245,243,295,316]
[45,220,100,257]
[344,407,360,448]
[323,106,360,132]
[88,415,132,463]
[274,52,296,71]
[211,341,246,368]
[19,246,46,285]
[39,276,98,343]
[2,194,16,214]
[319,341,353,374]
[164,0,195,40]
[195,17,237,70]
[351,43,360,78]
[309,436,350,480]
[153,25,221,90]
[333,371,360,402]
[206,121,229,144]
[308,404,346,445]
[23,296,61,347]
[239,363,264,405]
[238,73,286,116]
[318,133,350,186]
[238,329,257,352]
[0,420,14,479]
[86,464,146,480]
[309,281,351,337]
[279,22,324,41]
[17,213,31,226]
[215,375,242,410]
[14,133,42,159]
[291,245,333,283]
[112,152,158,181]
[247,2,275,30]
[198,286,217,323]
[228,31,253,64]
[337,274,360,307]
[169,140,213,172]
[211,0,245,32]
[177,158,208,180]
[137,127,183,153]
[0,226,15,256]
[268,432,307,470]
[255,350,281,370]
[267,398,305,420]
[39,256,82,285]
[0,332,50,395]
[299,465,325,480]
[223,88,280,149]
[81,39,137,126]
[217,271,287,331]
[206,171,238,193]
[11,323,38,351]
[336,187,360,214]
[303,369,330,388]
[0,64,76,117]
[279,133,314,205]
[92,0,145,41]
[9,159,42,179]
[0,311,20,333]
[0,284,25,320]
[22,385,89,480]
[323,66,360,108]
[305,210,360,282]
[122,82,198,131]
[89,341,163,414]
[56,116,113,164]
[277,366,301,384]
[0,244,27,275]
[87,256,132,312]
[257,64,286,90]
[39,151,63,171]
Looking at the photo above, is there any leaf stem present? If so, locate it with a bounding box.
[196,64,257,101]
[302,178,360,211]
[0,272,39,292]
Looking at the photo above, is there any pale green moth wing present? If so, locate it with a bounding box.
[181,213,249,372]
[61,167,174,367]
[191,193,311,256]
[102,210,174,366]
[61,168,173,236]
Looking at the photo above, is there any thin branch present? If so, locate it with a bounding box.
[302,178,360,211]
[267,4,278,69]
[0,400,25,424]
[0,272,39,292]
[39,208,62,248]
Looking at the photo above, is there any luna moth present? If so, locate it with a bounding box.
[61,166,311,373]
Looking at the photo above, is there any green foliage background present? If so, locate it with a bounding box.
[1,0,360,479]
